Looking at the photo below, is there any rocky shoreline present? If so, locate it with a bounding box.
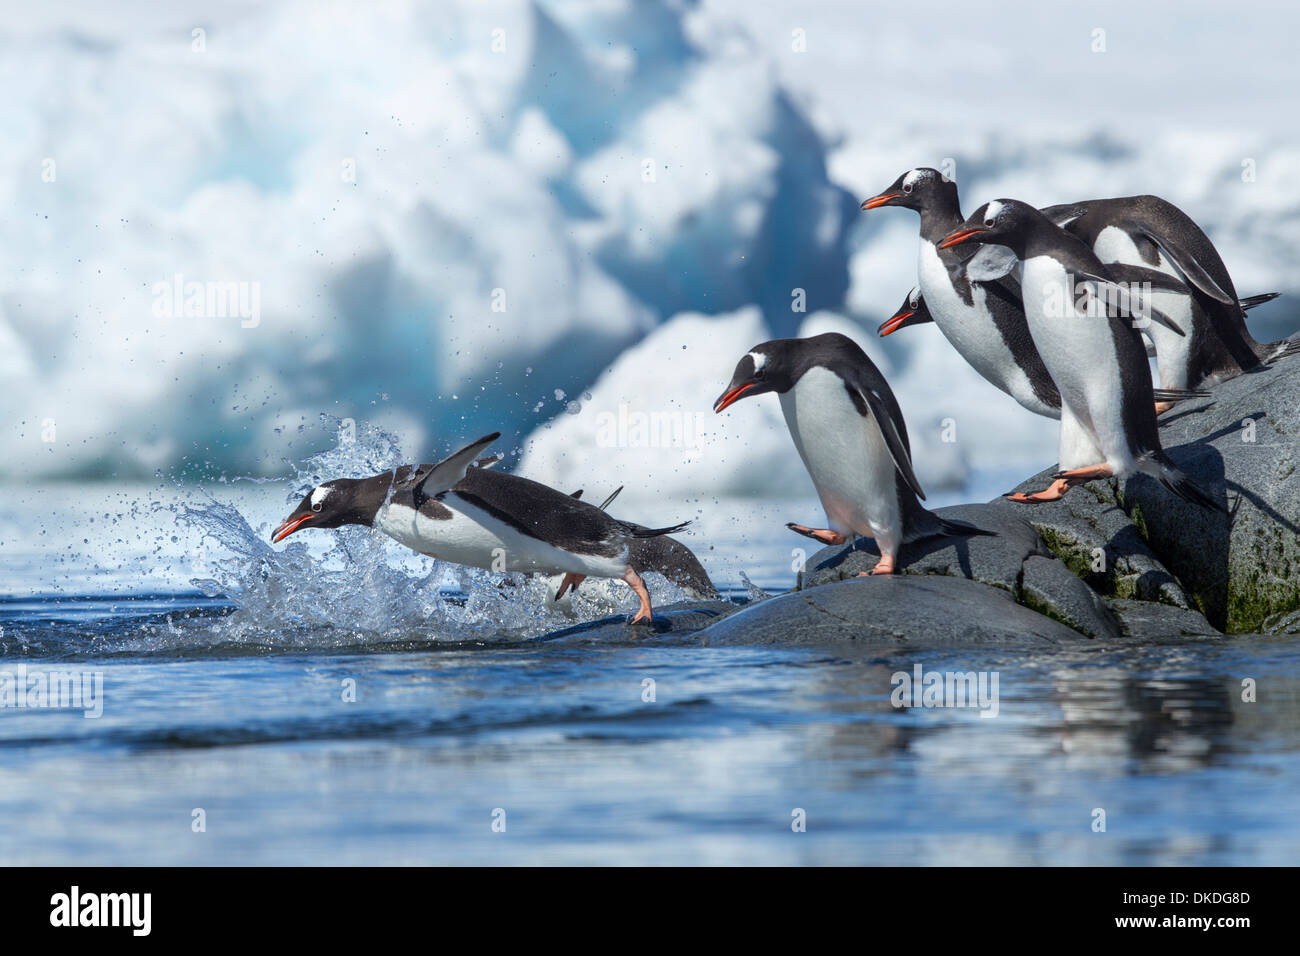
[537,348,1300,645]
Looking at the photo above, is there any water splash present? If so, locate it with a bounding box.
[161,417,700,651]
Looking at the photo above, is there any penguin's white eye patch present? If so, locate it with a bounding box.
[310,486,331,512]
[748,350,767,373]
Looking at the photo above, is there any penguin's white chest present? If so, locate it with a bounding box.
[375,502,507,567]
[442,494,630,579]
[1020,256,1119,399]
[1092,225,1194,388]
[917,240,1037,405]
[779,368,901,548]
[1021,255,1132,469]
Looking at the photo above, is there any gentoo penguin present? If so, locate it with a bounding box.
[862,168,1063,419]
[878,286,934,337]
[271,434,690,623]
[567,486,718,599]
[938,200,1224,510]
[714,332,990,575]
[1041,195,1296,391]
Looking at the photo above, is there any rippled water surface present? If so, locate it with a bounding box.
[2,473,1298,865]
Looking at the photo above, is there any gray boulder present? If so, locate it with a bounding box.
[531,600,738,645]
[1003,352,1300,633]
[798,502,1120,639]
[698,575,1082,647]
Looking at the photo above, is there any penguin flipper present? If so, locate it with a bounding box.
[964,244,1019,282]
[1039,202,1089,228]
[1080,277,1186,337]
[844,380,927,502]
[405,432,501,509]
[1091,265,1189,295]
[1140,229,1235,305]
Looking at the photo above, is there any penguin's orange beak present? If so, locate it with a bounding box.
[713,383,755,413]
[271,514,312,543]
[878,310,913,336]
[861,193,900,210]
[938,228,984,249]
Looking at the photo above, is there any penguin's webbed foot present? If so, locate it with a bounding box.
[1005,478,1074,504]
[857,554,897,576]
[623,566,655,629]
[1050,464,1115,482]
[554,572,586,601]
[786,523,847,546]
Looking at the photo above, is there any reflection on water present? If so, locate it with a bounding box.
[0,464,1295,864]
[1,607,1297,864]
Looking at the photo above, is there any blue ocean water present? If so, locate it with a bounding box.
[1,477,1299,865]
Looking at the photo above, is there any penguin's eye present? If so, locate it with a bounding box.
[984,217,995,228]
[902,182,913,194]
[754,367,766,380]
[311,502,323,513]
[909,294,919,309]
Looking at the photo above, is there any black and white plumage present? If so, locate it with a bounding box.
[878,285,935,338]
[938,200,1224,511]
[714,332,991,575]
[862,168,1062,419]
[270,433,690,623]
[1041,194,1296,389]
[566,485,716,598]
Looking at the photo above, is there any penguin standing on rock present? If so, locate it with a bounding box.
[714,332,991,575]
[270,433,691,624]
[938,200,1226,510]
[1041,194,1297,392]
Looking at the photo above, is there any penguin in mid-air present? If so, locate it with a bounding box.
[866,171,1205,414]
[1041,194,1296,393]
[862,168,1064,419]
[938,200,1225,510]
[566,486,718,600]
[271,433,691,623]
[714,332,990,575]
[878,285,934,338]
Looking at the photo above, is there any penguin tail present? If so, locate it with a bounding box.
[1240,292,1281,312]
[623,520,691,538]
[934,515,997,538]
[1264,338,1300,363]
[1135,452,1226,514]
[904,507,996,543]
[1152,386,1210,403]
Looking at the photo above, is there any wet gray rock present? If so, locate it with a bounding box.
[799,503,1048,593]
[698,575,1082,647]
[1104,599,1221,640]
[1004,352,1300,633]
[532,600,738,645]
[1020,555,1122,640]
[798,502,1117,638]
